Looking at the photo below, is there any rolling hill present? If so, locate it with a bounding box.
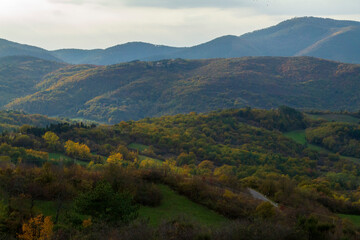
[5,56,360,123]
[1,17,360,64]
[0,56,67,106]
[0,110,60,132]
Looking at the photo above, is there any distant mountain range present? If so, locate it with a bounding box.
[4,56,360,123]
[1,17,360,64]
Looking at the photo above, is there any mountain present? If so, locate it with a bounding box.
[2,17,360,64]
[52,42,183,65]
[0,38,61,62]
[50,17,360,64]
[0,56,67,107]
[5,56,360,123]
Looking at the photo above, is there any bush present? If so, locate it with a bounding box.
[134,183,163,207]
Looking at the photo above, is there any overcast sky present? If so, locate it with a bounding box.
[0,0,359,50]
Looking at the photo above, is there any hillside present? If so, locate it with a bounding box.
[0,110,60,132]
[6,56,360,123]
[1,108,360,239]
[1,17,360,64]
[0,56,67,107]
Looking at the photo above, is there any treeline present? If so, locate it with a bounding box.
[306,122,360,158]
[0,111,60,133]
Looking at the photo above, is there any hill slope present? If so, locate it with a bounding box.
[6,56,360,123]
[0,56,67,106]
[0,110,60,132]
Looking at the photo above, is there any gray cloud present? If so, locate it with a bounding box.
[48,0,260,8]
[48,0,360,15]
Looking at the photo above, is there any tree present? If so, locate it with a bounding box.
[74,181,138,224]
[254,202,275,219]
[42,131,60,151]
[17,214,54,240]
[107,153,124,165]
[64,140,91,160]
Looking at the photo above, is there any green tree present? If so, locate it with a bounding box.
[74,181,138,224]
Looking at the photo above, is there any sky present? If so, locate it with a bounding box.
[0,0,359,50]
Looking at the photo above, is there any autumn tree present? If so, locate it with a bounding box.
[64,140,91,160]
[17,214,54,240]
[42,131,60,151]
[107,153,124,165]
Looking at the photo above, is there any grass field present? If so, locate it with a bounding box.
[284,130,360,163]
[139,185,227,227]
[7,184,227,228]
[128,143,150,152]
[306,113,360,124]
[283,130,327,152]
[49,153,88,166]
[338,214,360,226]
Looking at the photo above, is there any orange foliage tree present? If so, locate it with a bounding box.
[17,214,54,240]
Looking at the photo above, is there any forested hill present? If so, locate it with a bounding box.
[5,56,360,123]
[0,56,67,106]
[0,110,60,132]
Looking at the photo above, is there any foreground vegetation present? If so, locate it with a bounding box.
[1,107,360,239]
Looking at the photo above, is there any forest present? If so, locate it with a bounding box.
[1,107,360,239]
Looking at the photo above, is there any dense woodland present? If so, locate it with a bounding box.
[0,107,360,239]
[2,56,360,123]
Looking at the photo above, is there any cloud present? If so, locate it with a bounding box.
[48,0,262,8]
[1,0,360,50]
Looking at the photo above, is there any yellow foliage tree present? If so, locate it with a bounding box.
[42,132,60,151]
[18,214,54,240]
[107,153,124,164]
[26,149,49,160]
[64,140,91,160]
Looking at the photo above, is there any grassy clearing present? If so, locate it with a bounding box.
[283,130,327,152]
[139,185,227,227]
[338,214,360,226]
[128,143,150,152]
[284,130,360,163]
[33,200,88,223]
[306,114,360,124]
[283,130,307,145]
[49,153,88,166]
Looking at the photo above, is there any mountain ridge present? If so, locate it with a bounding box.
[1,17,360,64]
[5,56,360,123]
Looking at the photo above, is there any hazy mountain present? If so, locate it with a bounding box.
[0,38,61,62]
[1,17,360,64]
[6,56,360,123]
[52,42,183,65]
[0,56,67,106]
[51,17,360,64]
